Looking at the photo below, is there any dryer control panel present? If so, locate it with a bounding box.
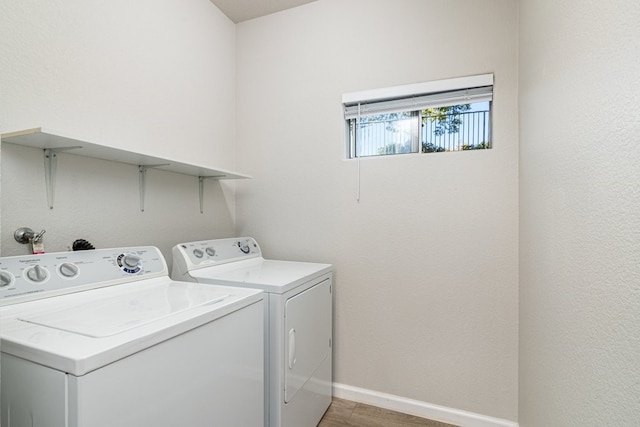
[0,247,168,306]
[172,237,262,275]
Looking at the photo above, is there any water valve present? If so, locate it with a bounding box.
[14,227,47,254]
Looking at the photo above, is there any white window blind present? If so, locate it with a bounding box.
[344,85,493,119]
[342,73,493,106]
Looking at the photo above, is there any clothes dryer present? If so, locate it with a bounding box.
[172,237,333,427]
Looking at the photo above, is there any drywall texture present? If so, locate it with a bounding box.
[0,0,239,263]
[236,0,519,421]
[519,0,640,425]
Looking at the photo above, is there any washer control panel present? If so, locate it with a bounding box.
[174,237,261,268]
[0,247,167,306]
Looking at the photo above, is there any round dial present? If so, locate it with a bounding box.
[205,247,216,257]
[58,262,79,278]
[237,241,251,254]
[122,254,141,269]
[117,253,142,274]
[193,249,204,259]
[25,265,49,283]
[0,271,14,288]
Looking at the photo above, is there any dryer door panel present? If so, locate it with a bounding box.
[284,278,332,403]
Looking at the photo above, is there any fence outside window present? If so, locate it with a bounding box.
[350,103,491,157]
[422,107,491,152]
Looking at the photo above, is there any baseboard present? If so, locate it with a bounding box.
[332,383,518,427]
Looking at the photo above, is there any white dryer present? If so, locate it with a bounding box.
[0,246,264,427]
[172,237,333,427]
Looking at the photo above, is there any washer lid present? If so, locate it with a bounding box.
[189,258,333,294]
[0,278,263,375]
[18,283,231,338]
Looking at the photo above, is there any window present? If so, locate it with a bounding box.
[343,74,493,158]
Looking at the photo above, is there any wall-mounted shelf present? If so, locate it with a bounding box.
[1,127,251,212]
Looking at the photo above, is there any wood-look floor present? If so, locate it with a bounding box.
[317,398,458,427]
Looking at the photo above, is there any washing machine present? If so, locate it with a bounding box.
[171,237,333,427]
[0,246,264,427]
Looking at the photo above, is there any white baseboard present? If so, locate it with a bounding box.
[332,383,518,427]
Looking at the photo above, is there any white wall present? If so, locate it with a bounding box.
[519,0,640,426]
[0,0,238,263]
[236,0,519,421]
[3,1,638,424]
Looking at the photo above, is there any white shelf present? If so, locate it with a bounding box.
[1,128,251,179]
[1,128,251,212]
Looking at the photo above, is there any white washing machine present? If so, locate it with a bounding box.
[171,237,333,427]
[0,246,264,427]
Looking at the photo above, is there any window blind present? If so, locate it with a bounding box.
[344,85,493,120]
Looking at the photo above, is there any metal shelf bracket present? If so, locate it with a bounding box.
[138,164,169,212]
[44,146,82,209]
[198,175,224,214]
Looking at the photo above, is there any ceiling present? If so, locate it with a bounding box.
[210,0,318,23]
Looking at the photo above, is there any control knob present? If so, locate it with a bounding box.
[117,253,142,274]
[237,241,251,254]
[25,265,49,283]
[205,247,216,257]
[193,249,204,259]
[58,262,79,278]
[122,254,141,269]
[0,271,14,288]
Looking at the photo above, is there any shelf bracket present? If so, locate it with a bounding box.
[43,146,82,209]
[198,175,225,214]
[139,164,169,212]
